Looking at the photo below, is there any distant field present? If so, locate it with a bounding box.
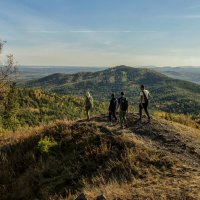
[17,66,106,81]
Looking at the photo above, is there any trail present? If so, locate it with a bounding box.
[75,113,200,199]
[88,113,200,175]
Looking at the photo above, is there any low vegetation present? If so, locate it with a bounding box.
[1,114,200,200]
[153,111,200,129]
[0,121,175,199]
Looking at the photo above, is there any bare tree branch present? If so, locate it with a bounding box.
[0,40,18,92]
[0,40,6,55]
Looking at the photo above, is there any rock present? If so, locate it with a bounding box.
[75,193,87,200]
[96,194,107,200]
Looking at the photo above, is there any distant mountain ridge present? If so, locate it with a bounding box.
[151,66,200,84]
[26,65,200,116]
[17,66,200,84]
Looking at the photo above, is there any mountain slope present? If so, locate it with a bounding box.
[152,66,200,84]
[0,88,107,129]
[0,114,200,199]
[26,65,200,116]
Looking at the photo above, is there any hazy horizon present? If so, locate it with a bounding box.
[1,0,200,66]
[19,65,200,68]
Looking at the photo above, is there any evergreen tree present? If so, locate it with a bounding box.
[2,83,19,131]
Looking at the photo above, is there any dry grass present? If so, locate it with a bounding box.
[154,112,200,129]
[0,115,200,200]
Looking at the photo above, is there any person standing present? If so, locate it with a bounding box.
[108,93,117,125]
[139,84,150,122]
[117,92,128,128]
[85,91,93,121]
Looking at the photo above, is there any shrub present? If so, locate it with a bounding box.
[37,136,57,153]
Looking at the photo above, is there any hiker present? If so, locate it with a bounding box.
[139,84,150,121]
[85,91,93,121]
[117,92,128,128]
[108,93,117,124]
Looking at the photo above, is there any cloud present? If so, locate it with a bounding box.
[68,30,156,33]
[162,15,200,19]
[26,29,157,34]
[182,15,200,19]
[27,30,63,33]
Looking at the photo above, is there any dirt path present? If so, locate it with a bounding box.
[78,114,200,199]
[89,113,200,171]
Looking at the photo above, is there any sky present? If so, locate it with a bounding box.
[1,0,200,67]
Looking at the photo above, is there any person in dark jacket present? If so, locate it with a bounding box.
[108,93,117,124]
[117,92,128,128]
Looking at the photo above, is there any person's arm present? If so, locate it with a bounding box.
[148,91,151,99]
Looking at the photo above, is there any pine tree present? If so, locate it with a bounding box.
[2,83,19,131]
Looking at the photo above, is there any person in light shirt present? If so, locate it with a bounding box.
[139,84,150,122]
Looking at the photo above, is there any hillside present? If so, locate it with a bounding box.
[1,114,200,200]
[26,65,200,117]
[0,88,107,130]
[152,66,200,84]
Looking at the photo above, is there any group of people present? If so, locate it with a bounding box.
[85,84,150,129]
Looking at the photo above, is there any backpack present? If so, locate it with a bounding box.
[86,97,92,109]
[120,97,128,111]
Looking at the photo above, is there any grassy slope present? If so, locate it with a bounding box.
[0,88,107,128]
[26,66,200,116]
[0,114,200,200]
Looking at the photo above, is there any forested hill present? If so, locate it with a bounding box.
[0,88,107,130]
[26,65,200,116]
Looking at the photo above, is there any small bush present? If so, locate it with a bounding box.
[37,136,57,153]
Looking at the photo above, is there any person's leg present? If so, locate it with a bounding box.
[123,111,128,127]
[86,109,90,121]
[109,111,112,122]
[113,110,117,121]
[143,103,150,120]
[119,111,123,128]
[139,104,143,119]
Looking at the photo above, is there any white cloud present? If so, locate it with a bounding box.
[69,30,157,33]
[161,15,200,19]
[25,30,157,34]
